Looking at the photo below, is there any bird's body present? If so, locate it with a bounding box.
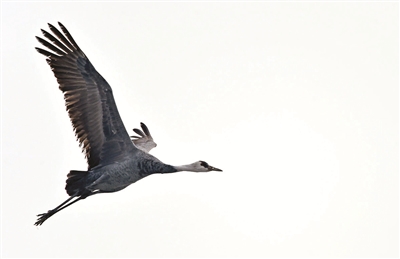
[69,151,176,196]
[34,22,221,226]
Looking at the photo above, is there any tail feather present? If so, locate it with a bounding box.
[66,170,87,196]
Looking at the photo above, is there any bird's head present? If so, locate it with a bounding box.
[194,160,223,172]
[173,160,222,173]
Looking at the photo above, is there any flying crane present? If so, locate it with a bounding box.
[34,22,222,226]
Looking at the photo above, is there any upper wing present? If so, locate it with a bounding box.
[36,22,137,169]
[130,122,157,153]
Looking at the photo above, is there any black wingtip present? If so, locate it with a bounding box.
[140,122,152,137]
[58,21,65,29]
[133,128,145,137]
[35,47,59,59]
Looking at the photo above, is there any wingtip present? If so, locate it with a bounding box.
[140,122,152,137]
[58,22,66,30]
[132,128,145,137]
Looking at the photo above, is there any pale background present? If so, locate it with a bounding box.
[1,1,398,257]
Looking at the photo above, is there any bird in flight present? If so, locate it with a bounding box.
[34,22,222,226]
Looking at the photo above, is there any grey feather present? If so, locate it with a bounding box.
[130,123,157,153]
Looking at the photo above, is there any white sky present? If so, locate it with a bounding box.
[1,1,398,258]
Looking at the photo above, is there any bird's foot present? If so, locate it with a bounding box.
[34,210,54,226]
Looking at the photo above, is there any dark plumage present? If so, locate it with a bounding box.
[34,22,222,226]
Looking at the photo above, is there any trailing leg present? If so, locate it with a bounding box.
[34,194,83,226]
[34,188,102,226]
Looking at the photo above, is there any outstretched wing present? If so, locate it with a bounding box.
[130,122,157,153]
[36,22,137,169]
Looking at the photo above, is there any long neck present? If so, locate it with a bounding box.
[138,156,200,174]
[174,164,195,172]
[173,162,205,172]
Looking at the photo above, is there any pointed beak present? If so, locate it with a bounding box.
[209,166,223,172]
